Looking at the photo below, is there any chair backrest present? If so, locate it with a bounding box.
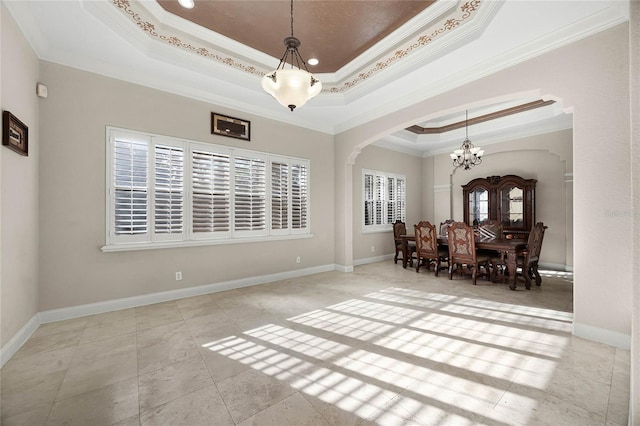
[414,221,438,257]
[439,219,455,238]
[526,222,547,262]
[447,221,477,264]
[393,220,408,244]
[477,220,503,240]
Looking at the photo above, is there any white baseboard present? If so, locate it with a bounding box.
[334,264,354,273]
[39,263,337,324]
[0,314,39,368]
[539,262,573,272]
[573,322,630,350]
[353,254,394,266]
[1,264,337,367]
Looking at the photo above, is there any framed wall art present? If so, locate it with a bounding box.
[211,112,250,141]
[2,111,29,156]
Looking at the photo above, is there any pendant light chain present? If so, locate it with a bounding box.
[290,0,294,38]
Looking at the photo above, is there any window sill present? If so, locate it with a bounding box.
[101,233,314,252]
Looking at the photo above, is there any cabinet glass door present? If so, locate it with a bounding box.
[469,188,489,225]
[499,185,524,228]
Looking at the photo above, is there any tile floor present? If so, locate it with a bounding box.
[0,262,630,425]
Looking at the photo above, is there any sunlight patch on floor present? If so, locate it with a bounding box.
[202,286,571,424]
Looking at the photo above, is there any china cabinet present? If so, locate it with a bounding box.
[462,175,536,239]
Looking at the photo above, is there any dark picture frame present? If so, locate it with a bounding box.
[2,111,29,156]
[211,112,250,141]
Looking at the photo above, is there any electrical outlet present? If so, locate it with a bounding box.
[371,246,375,252]
[175,271,182,281]
[296,256,301,264]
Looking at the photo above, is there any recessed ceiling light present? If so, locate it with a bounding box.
[178,0,195,9]
[308,58,319,66]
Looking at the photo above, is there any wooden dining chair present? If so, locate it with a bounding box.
[393,220,415,266]
[439,219,455,238]
[447,221,492,285]
[491,222,547,289]
[414,221,448,276]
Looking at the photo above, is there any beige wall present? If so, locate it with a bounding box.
[335,23,632,348]
[0,5,40,348]
[37,62,334,311]
[351,145,422,262]
[429,129,573,268]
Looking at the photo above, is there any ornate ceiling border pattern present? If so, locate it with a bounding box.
[328,0,482,93]
[111,0,481,94]
[112,0,266,77]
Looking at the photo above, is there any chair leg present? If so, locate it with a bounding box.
[415,255,421,272]
[532,262,542,286]
[471,265,477,285]
[434,258,440,277]
[394,248,399,264]
[448,263,454,280]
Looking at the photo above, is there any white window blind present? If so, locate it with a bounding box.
[113,136,149,240]
[271,161,289,230]
[106,127,310,249]
[234,155,266,233]
[192,148,231,236]
[291,163,308,230]
[154,144,184,236]
[362,169,406,231]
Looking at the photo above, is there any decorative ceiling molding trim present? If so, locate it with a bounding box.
[406,100,556,134]
[328,0,482,93]
[110,0,481,94]
[111,0,267,77]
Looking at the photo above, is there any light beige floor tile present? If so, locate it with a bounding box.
[216,368,297,424]
[13,328,83,359]
[0,403,51,426]
[515,364,611,417]
[237,392,329,426]
[46,378,138,426]
[85,308,136,327]
[494,382,606,426]
[56,334,137,401]
[79,316,137,345]
[138,352,213,412]
[30,317,88,339]
[0,370,66,419]
[135,301,184,331]
[140,384,233,426]
[198,341,252,383]
[1,345,76,386]
[175,294,214,309]
[137,321,199,375]
[184,310,236,344]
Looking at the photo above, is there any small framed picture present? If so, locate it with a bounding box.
[2,111,29,156]
[212,112,250,141]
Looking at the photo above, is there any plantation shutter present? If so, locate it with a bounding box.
[113,137,149,241]
[375,175,384,225]
[364,173,374,226]
[191,148,231,237]
[154,144,184,238]
[387,177,395,224]
[271,161,289,230]
[396,177,406,222]
[291,162,308,230]
[234,154,266,233]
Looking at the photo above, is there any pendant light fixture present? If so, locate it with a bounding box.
[450,110,484,170]
[261,0,322,111]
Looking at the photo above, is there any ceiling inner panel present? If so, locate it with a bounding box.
[157,0,435,73]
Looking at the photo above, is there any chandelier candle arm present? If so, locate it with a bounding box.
[261,0,322,111]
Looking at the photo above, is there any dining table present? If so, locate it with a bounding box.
[400,234,528,290]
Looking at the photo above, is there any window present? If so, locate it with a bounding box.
[105,128,311,250]
[362,169,406,231]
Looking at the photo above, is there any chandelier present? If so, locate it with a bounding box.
[450,110,484,170]
[261,0,322,111]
